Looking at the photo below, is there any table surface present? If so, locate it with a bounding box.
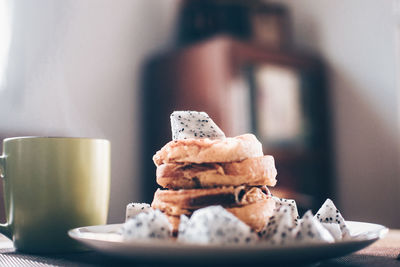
[0,230,399,267]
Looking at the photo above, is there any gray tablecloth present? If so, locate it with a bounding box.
[0,231,398,267]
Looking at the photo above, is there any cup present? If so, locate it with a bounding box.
[0,137,110,253]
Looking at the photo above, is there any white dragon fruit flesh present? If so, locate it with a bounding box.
[314,198,350,239]
[170,111,225,140]
[321,222,342,241]
[125,202,152,221]
[295,210,334,243]
[177,206,258,245]
[260,206,297,246]
[122,209,172,241]
[272,196,300,225]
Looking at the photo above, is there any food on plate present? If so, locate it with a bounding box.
[224,199,276,233]
[152,186,271,214]
[259,206,297,245]
[156,156,277,189]
[125,203,152,221]
[153,134,263,166]
[122,209,172,241]
[272,196,299,225]
[295,211,335,243]
[151,111,277,234]
[321,222,343,241]
[315,198,350,239]
[153,189,274,233]
[177,206,258,245]
[122,110,352,246]
[170,110,225,140]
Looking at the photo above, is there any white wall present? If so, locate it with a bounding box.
[269,0,400,227]
[0,0,180,223]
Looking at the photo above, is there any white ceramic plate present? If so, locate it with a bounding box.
[68,221,388,264]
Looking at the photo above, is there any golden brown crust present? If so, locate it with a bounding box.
[152,134,263,166]
[165,215,180,237]
[151,186,271,216]
[156,156,277,189]
[227,199,276,232]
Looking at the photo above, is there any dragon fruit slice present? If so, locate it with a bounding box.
[170,111,225,140]
[177,206,258,245]
[314,199,350,239]
[178,214,190,236]
[321,222,342,241]
[259,206,297,246]
[125,202,152,221]
[295,210,334,243]
[122,209,172,241]
[272,196,299,225]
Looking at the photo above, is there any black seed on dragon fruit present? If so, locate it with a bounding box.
[295,210,334,243]
[122,209,172,241]
[125,203,152,221]
[170,111,226,140]
[314,199,350,239]
[260,207,297,246]
[177,206,258,245]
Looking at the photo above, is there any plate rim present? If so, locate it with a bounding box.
[68,220,389,250]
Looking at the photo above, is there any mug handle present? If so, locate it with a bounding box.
[0,156,11,239]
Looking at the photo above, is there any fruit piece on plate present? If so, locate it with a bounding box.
[295,210,334,243]
[314,198,350,239]
[122,209,172,241]
[170,111,225,140]
[272,196,299,225]
[125,203,152,221]
[259,206,297,245]
[177,205,258,245]
[321,222,342,241]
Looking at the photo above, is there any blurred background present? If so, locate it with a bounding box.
[0,0,399,227]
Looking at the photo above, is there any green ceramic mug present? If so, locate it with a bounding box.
[0,137,110,253]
